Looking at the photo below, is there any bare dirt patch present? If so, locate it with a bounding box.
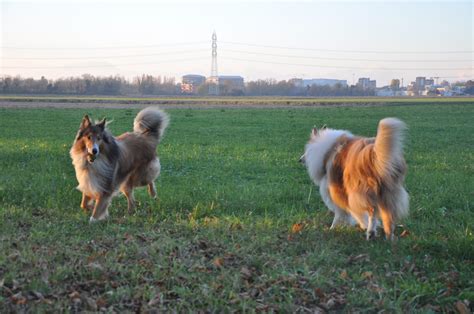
[0,101,392,110]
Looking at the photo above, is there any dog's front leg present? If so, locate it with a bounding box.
[80,193,94,212]
[147,182,157,199]
[366,208,378,240]
[330,211,345,229]
[330,209,354,229]
[90,195,111,222]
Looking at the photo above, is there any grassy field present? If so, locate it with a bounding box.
[0,103,473,312]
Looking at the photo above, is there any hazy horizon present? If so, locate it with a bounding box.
[1,0,472,86]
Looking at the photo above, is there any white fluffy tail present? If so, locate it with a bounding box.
[374,118,407,177]
[133,107,169,144]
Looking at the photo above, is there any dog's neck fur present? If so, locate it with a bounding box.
[305,129,353,185]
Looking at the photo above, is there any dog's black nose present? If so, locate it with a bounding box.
[92,148,98,155]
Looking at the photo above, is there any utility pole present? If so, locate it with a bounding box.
[209,31,219,96]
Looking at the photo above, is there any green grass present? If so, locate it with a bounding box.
[0,104,473,312]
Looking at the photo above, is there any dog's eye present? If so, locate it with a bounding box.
[87,135,91,140]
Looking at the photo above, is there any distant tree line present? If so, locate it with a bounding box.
[462,80,474,95]
[0,74,178,95]
[1,75,472,96]
[244,79,375,97]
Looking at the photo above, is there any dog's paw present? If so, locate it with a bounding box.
[386,233,396,242]
[366,230,377,240]
[89,211,109,223]
[89,216,107,223]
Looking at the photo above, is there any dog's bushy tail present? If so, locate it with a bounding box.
[374,118,409,221]
[374,118,407,177]
[133,107,169,144]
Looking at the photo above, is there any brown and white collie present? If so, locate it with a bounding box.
[300,118,409,240]
[70,107,169,222]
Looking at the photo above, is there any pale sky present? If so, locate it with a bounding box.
[1,0,473,86]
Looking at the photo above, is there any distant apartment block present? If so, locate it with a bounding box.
[415,76,426,89]
[357,77,377,90]
[406,76,437,96]
[414,76,435,90]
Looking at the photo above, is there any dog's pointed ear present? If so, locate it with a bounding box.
[311,127,318,137]
[97,118,106,131]
[80,115,91,130]
[321,124,327,130]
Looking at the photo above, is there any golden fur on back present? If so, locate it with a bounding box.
[302,118,409,240]
[70,107,169,222]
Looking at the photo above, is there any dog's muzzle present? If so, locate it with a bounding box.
[87,144,99,163]
[87,154,96,163]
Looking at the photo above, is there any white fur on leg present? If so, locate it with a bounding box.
[89,209,109,223]
[330,213,344,229]
[330,209,355,229]
[366,213,377,240]
[319,178,358,229]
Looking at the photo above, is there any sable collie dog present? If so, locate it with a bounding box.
[70,107,169,222]
[301,118,409,240]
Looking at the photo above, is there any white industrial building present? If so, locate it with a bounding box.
[291,78,348,88]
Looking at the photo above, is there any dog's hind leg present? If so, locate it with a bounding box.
[90,195,111,222]
[379,206,395,241]
[347,211,368,230]
[147,182,157,199]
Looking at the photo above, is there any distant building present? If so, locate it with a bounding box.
[357,77,376,90]
[217,75,244,90]
[415,76,434,89]
[375,87,394,97]
[181,74,206,93]
[376,87,407,97]
[411,77,435,95]
[406,82,418,96]
[291,78,348,88]
[415,76,426,89]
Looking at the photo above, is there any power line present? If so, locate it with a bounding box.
[1,49,209,60]
[0,41,208,50]
[1,56,209,69]
[222,49,474,63]
[221,41,474,54]
[222,56,473,71]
